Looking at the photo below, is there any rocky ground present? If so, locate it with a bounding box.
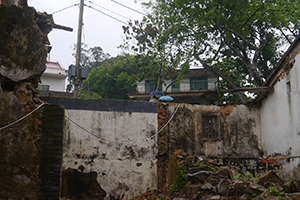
[133,150,300,200]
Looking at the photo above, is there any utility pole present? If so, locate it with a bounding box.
[73,0,84,98]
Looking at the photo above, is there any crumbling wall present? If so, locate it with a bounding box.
[41,97,158,200]
[164,103,262,157]
[157,103,262,192]
[0,5,50,199]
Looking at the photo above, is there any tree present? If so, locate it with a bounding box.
[80,54,139,100]
[72,44,111,71]
[121,17,191,92]
[134,0,300,103]
[67,45,111,92]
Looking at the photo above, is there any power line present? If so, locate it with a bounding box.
[52,4,79,15]
[85,4,127,25]
[111,0,146,16]
[0,103,45,131]
[87,0,131,20]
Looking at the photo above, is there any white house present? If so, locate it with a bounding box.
[127,69,219,104]
[40,61,67,92]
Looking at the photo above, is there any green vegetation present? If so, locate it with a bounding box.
[72,44,110,72]
[78,88,102,99]
[192,161,218,172]
[233,171,259,182]
[68,44,110,93]
[262,183,285,199]
[80,54,139,100]
[124,0,300,103]
[170,165,188,193]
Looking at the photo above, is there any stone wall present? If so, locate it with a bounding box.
[0,4,52,199]
[41,97,158,200]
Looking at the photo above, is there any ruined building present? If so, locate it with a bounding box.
[2,2,300,200]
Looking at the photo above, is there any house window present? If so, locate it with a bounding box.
[145,80,162,93]
[172,78,180,92]
[190,77,208,91]
[202,113,220,139]
[39,84,50,91]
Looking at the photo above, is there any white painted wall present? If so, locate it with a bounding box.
[136,80,145,93]
[180,79,190,92]
[40,76,66,92]
[260,54,300,178]
[208,77,217,90]
[62,109,158,200]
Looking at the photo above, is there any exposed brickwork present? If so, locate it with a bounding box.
[39,104,64,200]
[157,103,171,193]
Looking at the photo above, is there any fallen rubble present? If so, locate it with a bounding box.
[134,150,300,200]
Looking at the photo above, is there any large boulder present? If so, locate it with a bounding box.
[0,5,47,83]
[0,4,51,199]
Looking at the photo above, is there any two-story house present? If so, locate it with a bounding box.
[39,61,72,97]
[127,69,219,104]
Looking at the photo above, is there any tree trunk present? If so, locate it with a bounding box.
[164,77,178,93]
[198,58,248,104]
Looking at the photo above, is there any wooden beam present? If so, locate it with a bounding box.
[219,86,274,93]
[52,23,73,32]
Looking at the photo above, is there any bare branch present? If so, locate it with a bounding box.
[279,28,293,44]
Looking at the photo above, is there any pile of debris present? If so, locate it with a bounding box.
[134,150,300,200]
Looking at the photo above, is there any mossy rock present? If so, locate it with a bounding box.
[0,5,47,82]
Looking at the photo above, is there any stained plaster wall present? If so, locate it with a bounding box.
[157,103,262,192]
[260,54,300,179]
[41,97,158,200]
[166,103,262,158]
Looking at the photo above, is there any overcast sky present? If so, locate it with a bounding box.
[28,0,146,70]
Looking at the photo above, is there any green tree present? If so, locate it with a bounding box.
[80,54,138,100]
[132,0,300,103]
[121,17,191,92]
[67,45,111,92]
[72,44,110,71]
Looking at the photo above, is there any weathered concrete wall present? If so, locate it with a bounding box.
[41,97,158,200]
[260,54,300,179]
[157,103,262,192]
[166,103,262,157]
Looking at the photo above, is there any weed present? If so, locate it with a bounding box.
[192,161,207,167]
[251,187,259,198]
[170,165,188,193]
[192,161,218,172]
[263,185,285,199]
[234,173,244,180]
[156,195,166,200]
[234,171,259,182]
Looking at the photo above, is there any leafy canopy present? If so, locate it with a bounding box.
[80,54,139,100]
[135,0,300,103]
[72,44,111,71]
[121,15,191,92]
[67,44,111,92]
